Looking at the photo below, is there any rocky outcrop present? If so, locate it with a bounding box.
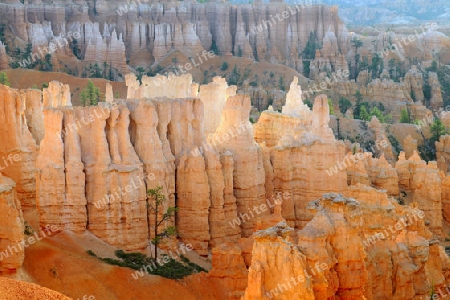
[442,175,450,223]
[176,152,211,256]
[0,173,24,273]
[404,66,425,103]
[199,77,235,137]
[436,135,450,173]
[36,109,87,234]
[367,154,399,196]
[410,161,443,238]
[269,95,347,229]
[35,80,244,252]
[242,222,315,300]
[23,88,45,145]
[254,111,305,148]
[368,116,396,164]
[83,25,127,74]
[209,243,248,299]
[403,134,418,159]
[36,103,149,250]
[43,81,72,108]
[346,152,371,186]
[281,76,312,120]
[105,82,113,103]
[298,191,449,300]
[429,72,444,109]
[126,73,197,100]
[0,84,39,208]
[210,95,267,237]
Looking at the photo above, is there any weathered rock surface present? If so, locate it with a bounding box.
[368,116,396,164]
[0,84,39,208]
[299,191,449,300]
[436,134,450,173]
[0,1,349,72]
[429,72,444,109]
[404,66,425,104]
[403,134,418,159]
[242,222,315,300]
[43,81,72,108]
[36,83,242,252]
[367,154,399,196]
[410,161,443,238]
[0,173,24,273]
[442,174,450,223]
[210,94,267,237]
[208,243,248,299]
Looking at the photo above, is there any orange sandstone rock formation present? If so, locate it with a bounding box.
[210,94,267,237]
[0,84,40,208]
[242,222,315,300]
[0,173,24,273]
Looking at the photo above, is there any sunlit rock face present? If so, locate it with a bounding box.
[234,188,450,300]
[43,81,72,108]
[0,84,41,209]
[255,83,347,229]
[4,73,450,300]
[210,94,267,237]
[366,154,399,197]
[410,161,443,238]
[0,173,24,273]
[242,222,315,300]
[34,77,243,252]
[298,191,449,300]
[199,77,236,137]
[395,151,444,238]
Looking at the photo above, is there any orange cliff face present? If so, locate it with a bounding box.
[0,75,450,299]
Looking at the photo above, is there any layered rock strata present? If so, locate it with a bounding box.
[0,2,349,72]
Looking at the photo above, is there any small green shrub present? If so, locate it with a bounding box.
[92,249,207,279]
[220,62,229,71]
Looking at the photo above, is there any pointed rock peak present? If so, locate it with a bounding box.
[378,154,389,166]
[409,150,422,161]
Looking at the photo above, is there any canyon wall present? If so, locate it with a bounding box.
[1,75,450,298]
[0,1,350,72]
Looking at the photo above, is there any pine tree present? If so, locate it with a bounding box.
[400,108,410,123]
[338,97,352,114]
[430,118,447,143]
[80,81,101,106]
[353,90,363,119]
[147,186,178,259]
[0,72,10,86]
[328,98,335,115]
